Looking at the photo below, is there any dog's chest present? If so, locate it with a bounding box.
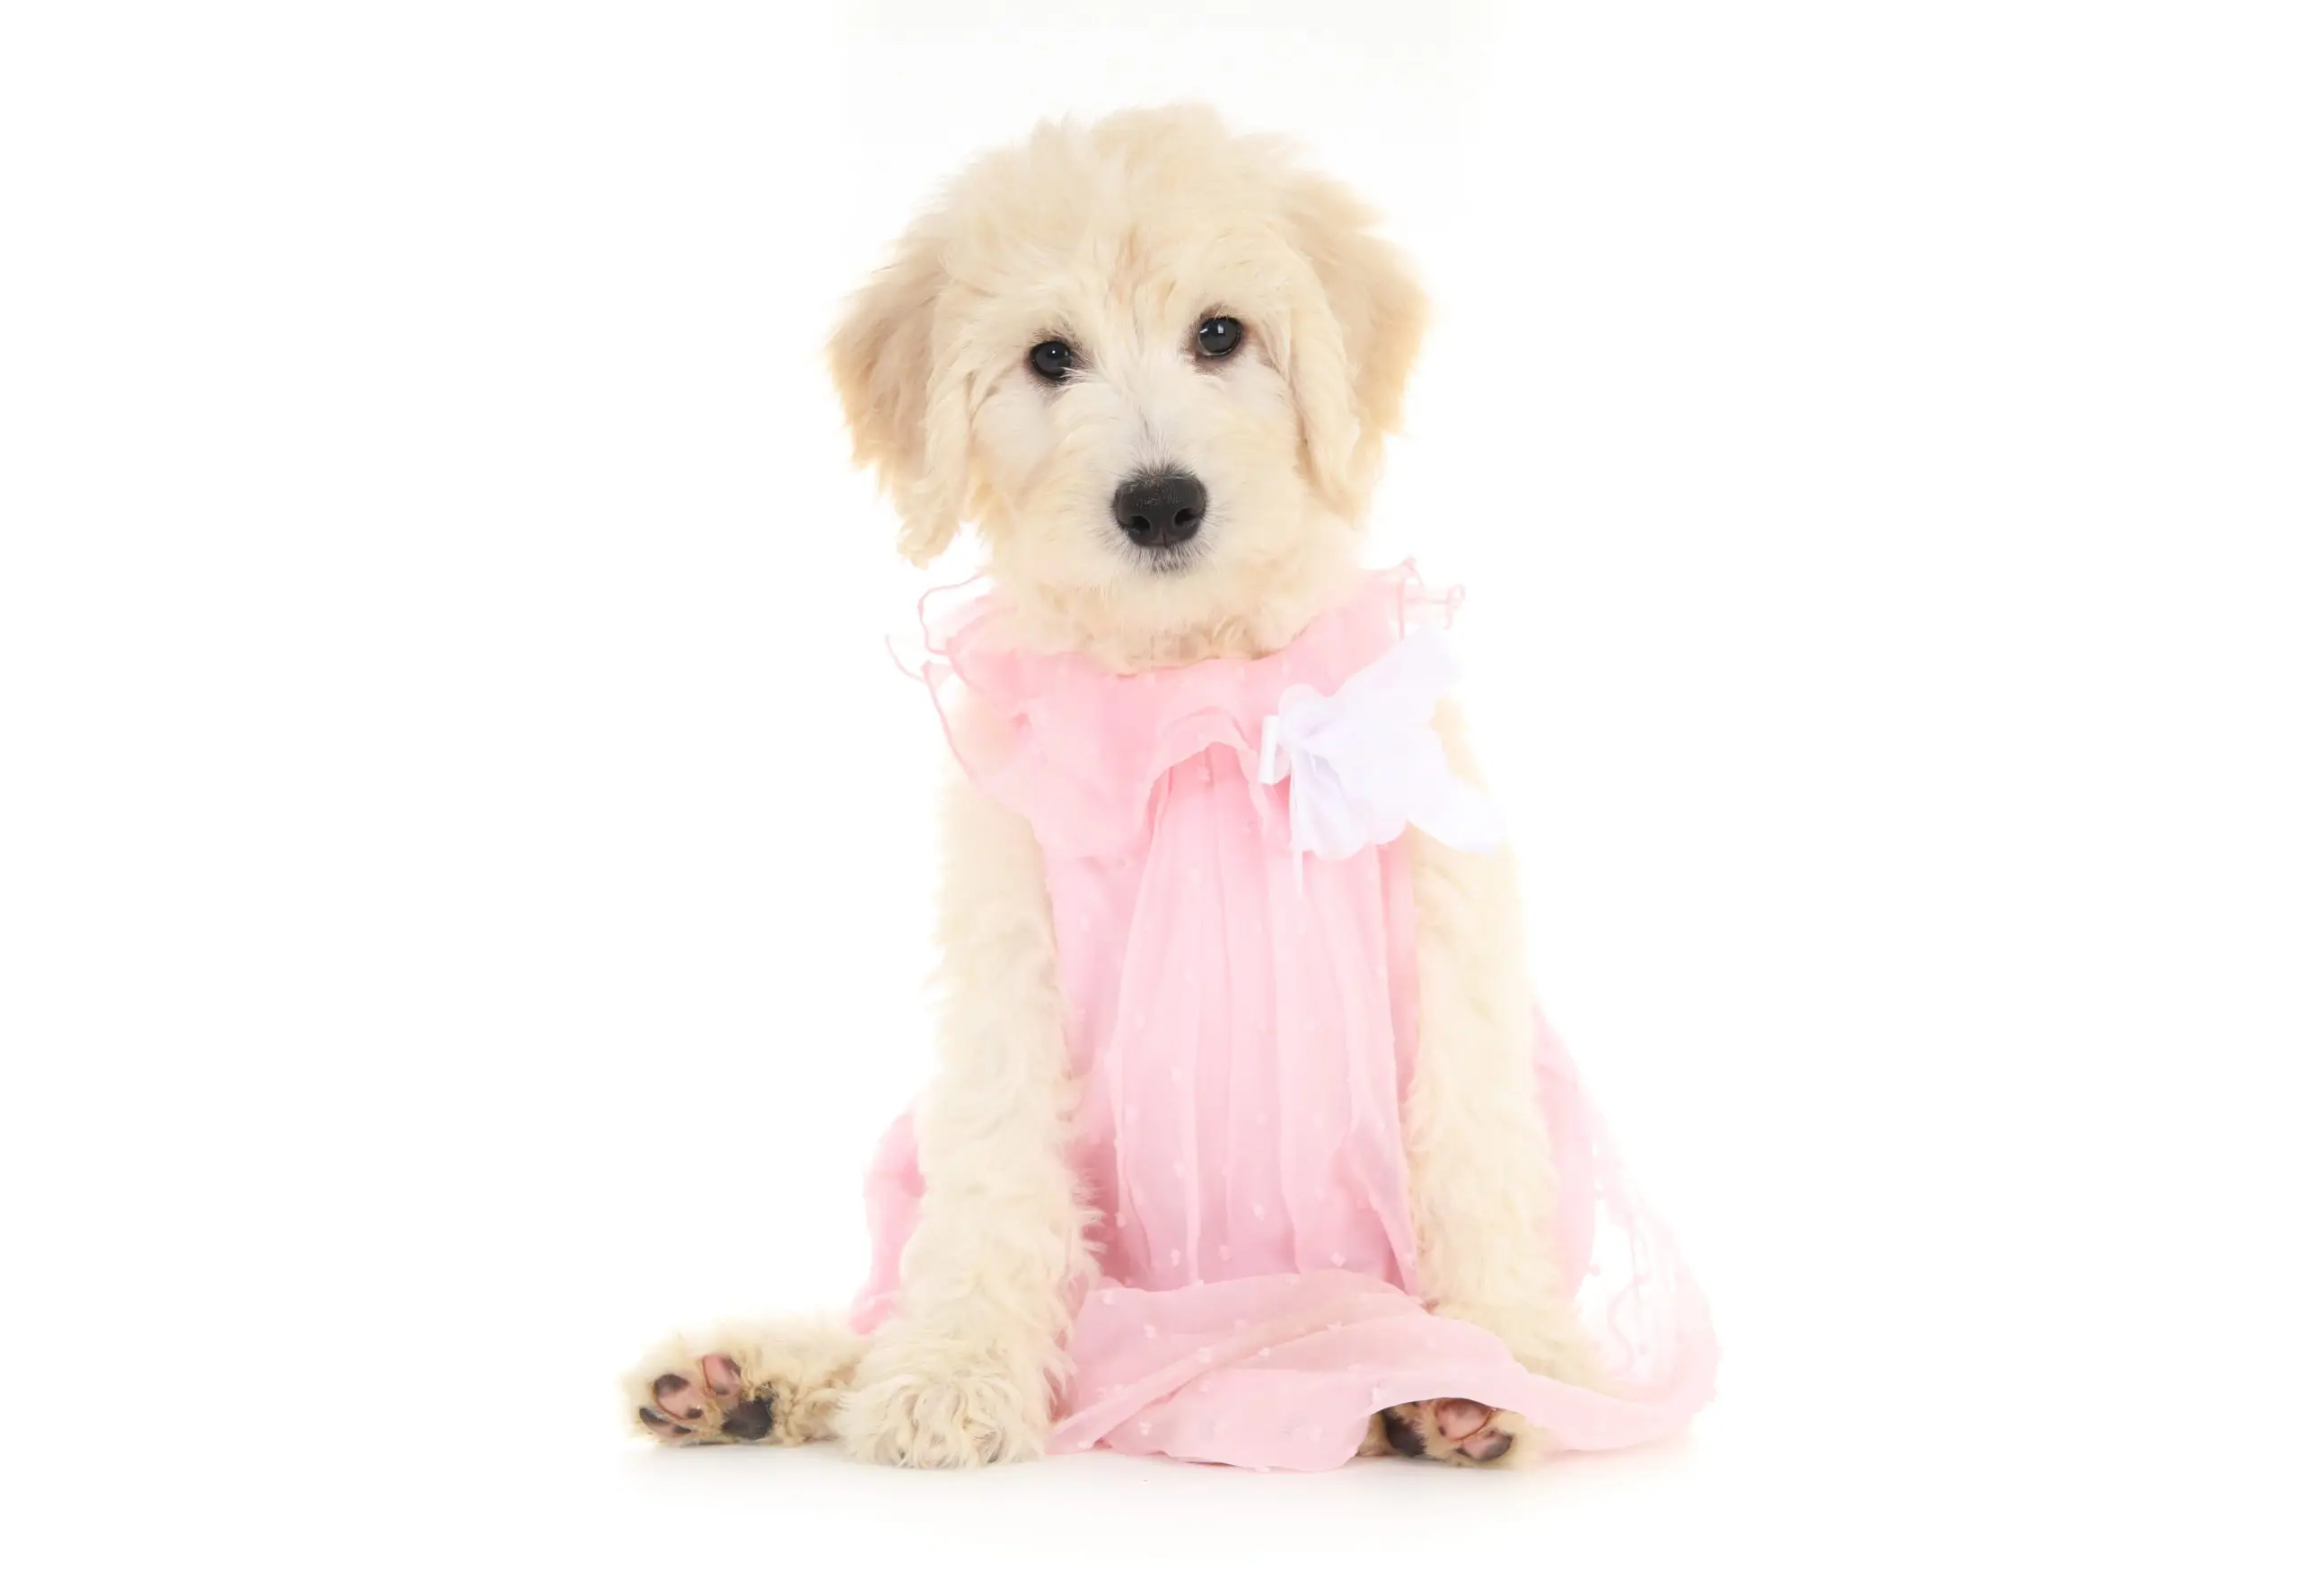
[1040,742,1424,1294]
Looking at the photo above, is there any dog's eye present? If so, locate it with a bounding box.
[1028,339,1077,381]
[1196,316,1244,359]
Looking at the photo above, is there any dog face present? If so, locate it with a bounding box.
[831,107,1426,663]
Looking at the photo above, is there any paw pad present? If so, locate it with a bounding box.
[636,1352,778,1445]
[1374,1399,1522,1465]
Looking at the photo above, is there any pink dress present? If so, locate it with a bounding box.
[853,566,1716,1469]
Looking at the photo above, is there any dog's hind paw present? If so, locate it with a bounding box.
[625,1318,864,1447]
[636,1350,773,1443]
[1368,1399,1539,1466]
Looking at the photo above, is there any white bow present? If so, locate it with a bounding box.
[1256,628,1506,871]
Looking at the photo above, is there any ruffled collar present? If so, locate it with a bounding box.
[904,564,1461,858]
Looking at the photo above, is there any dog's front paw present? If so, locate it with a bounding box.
[837,1338,1051,1468]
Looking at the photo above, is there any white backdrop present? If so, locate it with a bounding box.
[3,3,2293,1591]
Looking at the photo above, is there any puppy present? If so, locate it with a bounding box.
[627,106,1635,1471]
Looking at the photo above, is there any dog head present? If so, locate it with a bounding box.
[829,106,1426,665]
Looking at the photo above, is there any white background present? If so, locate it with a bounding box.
[4,2,2293,1590]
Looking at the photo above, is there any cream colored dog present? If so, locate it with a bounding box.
[625,106,1596,1468]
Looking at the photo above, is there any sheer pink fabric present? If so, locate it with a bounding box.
[853,566,1715,1468]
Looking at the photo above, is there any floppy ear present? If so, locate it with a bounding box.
[1276,171,1430,519]
[827,226,969,566]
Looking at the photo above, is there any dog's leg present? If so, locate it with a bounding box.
[834,765,1091,1467]
[626,1316,866,1445]
[1381,702,1604,1465]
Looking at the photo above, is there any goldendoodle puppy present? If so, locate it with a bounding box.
[626,106,1713,1471]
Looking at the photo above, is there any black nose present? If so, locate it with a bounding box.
[1111,471,1207,548]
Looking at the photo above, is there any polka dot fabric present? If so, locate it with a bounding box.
[853,567,1716,1467]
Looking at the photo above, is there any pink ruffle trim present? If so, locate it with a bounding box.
[893,565,1461,859]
